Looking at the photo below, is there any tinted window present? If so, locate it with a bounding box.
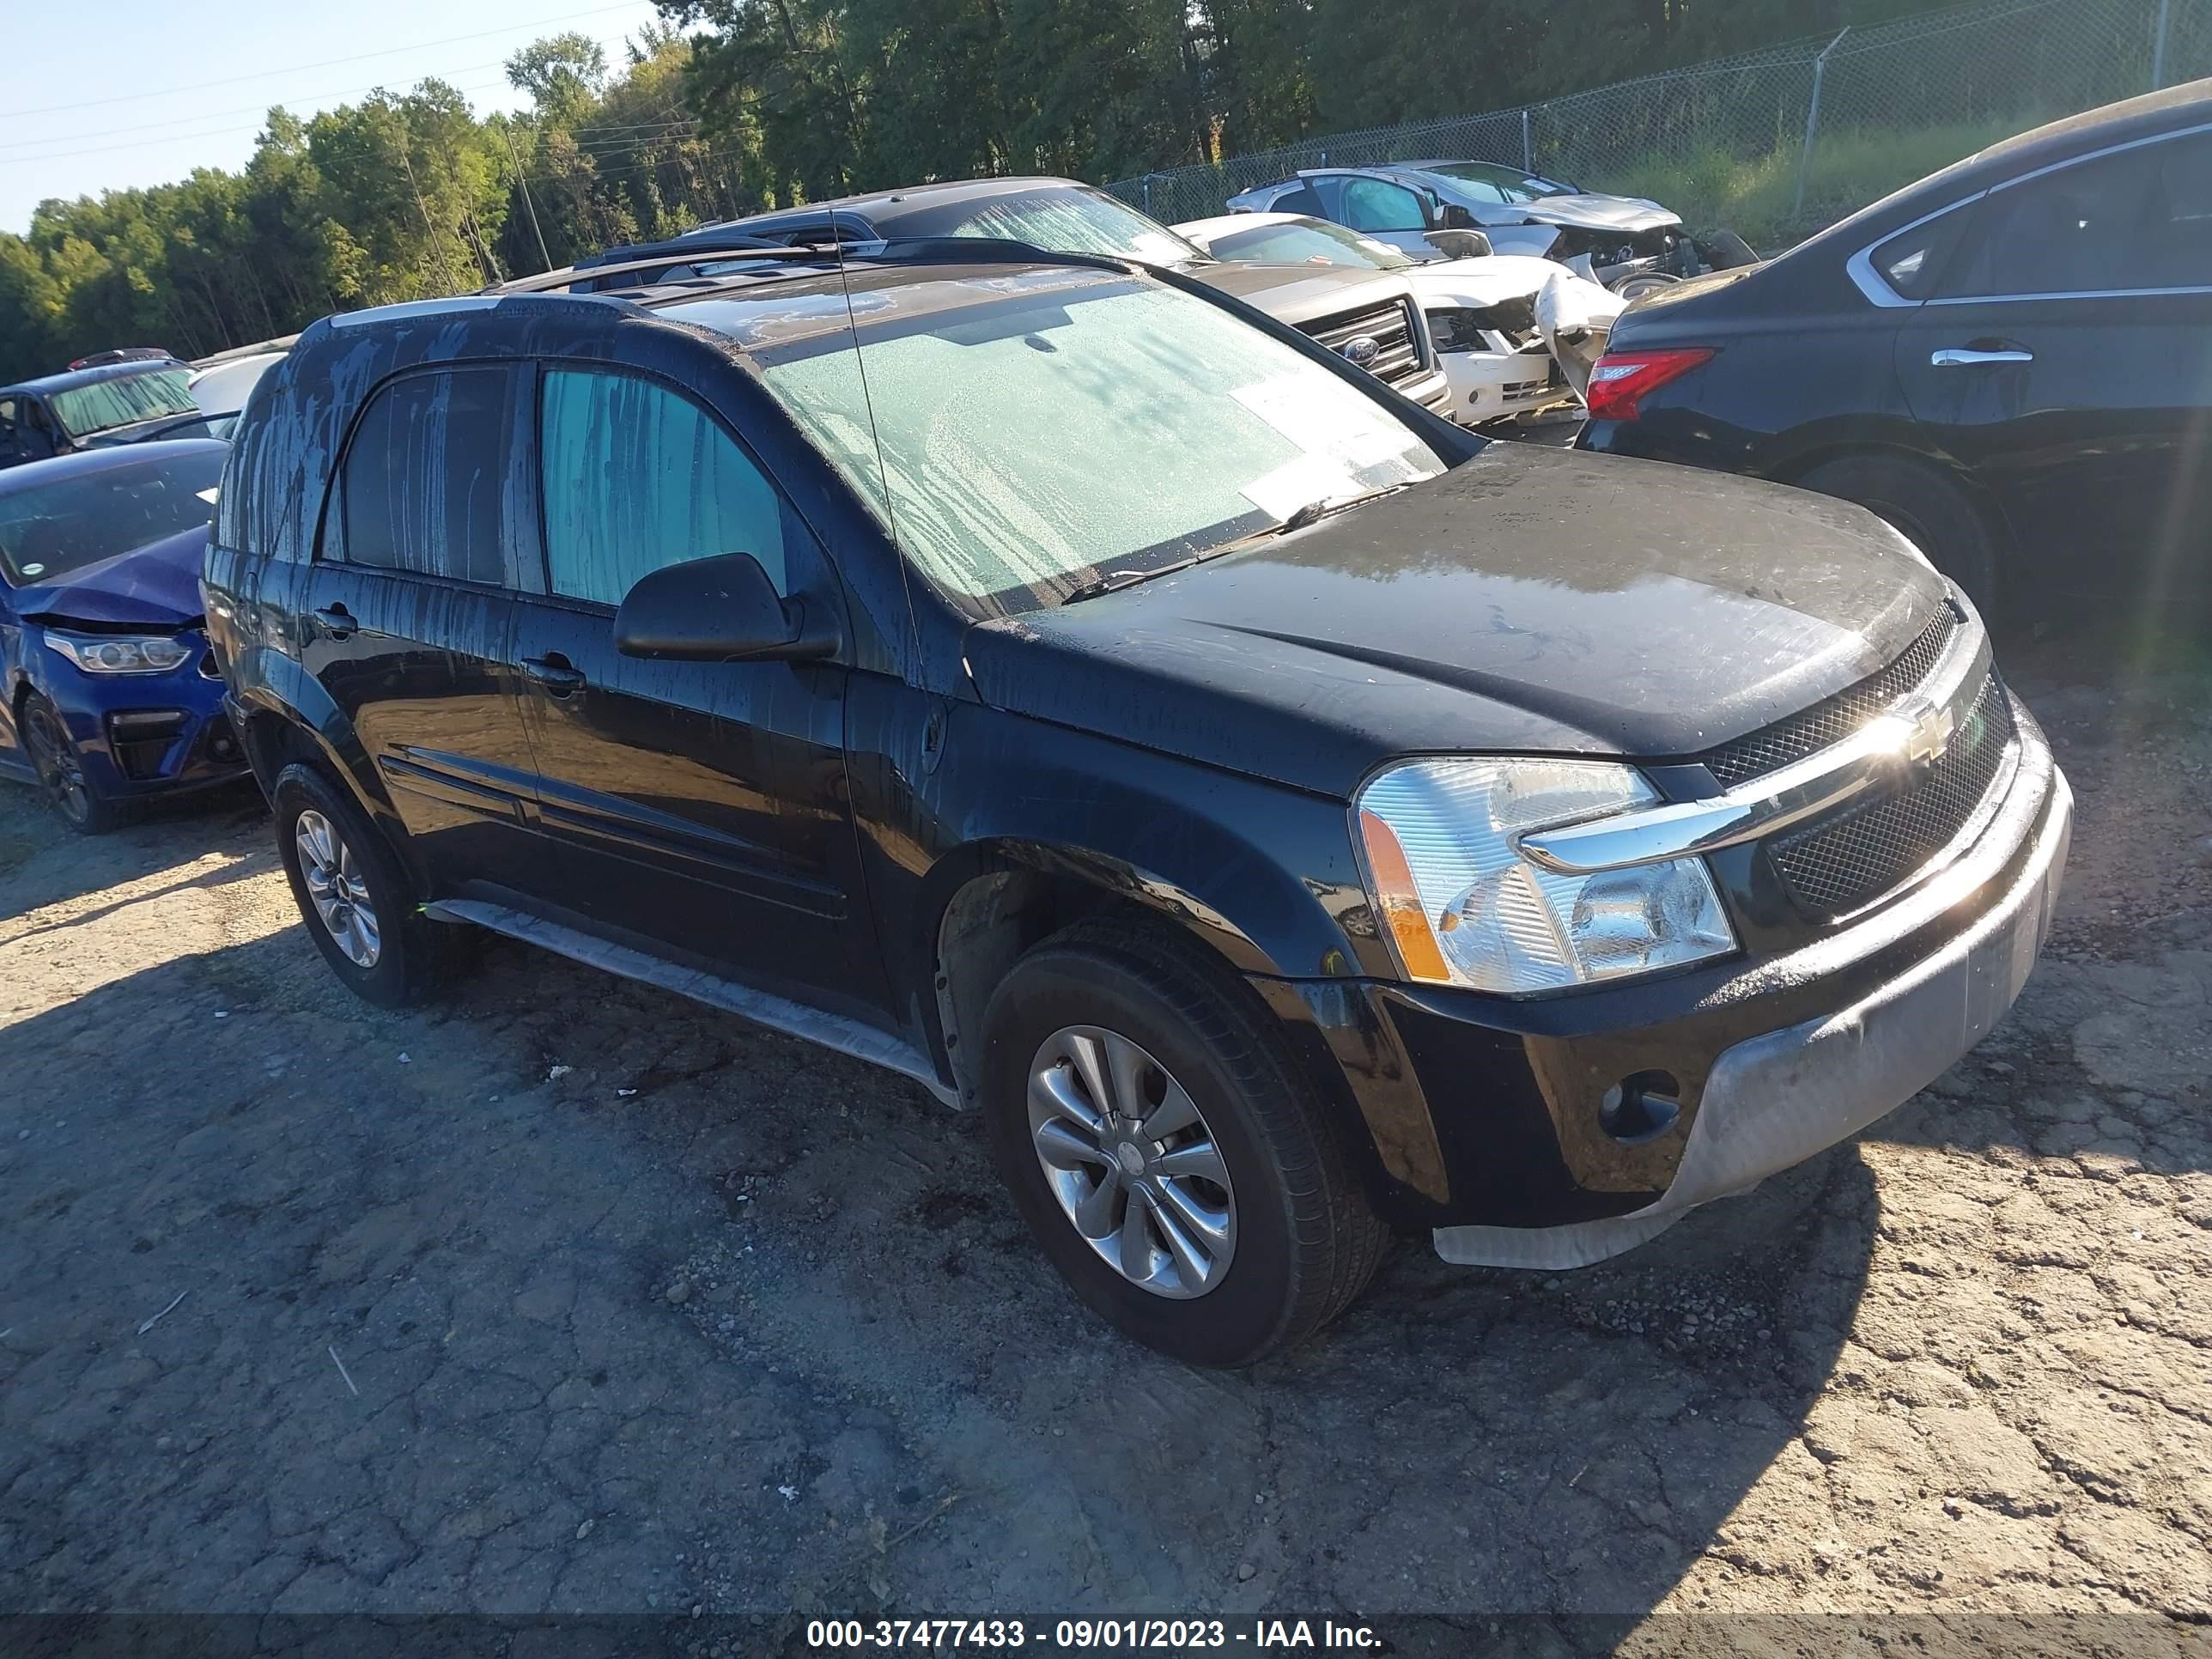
[1273,185,1323,215]
[1937,130,2212,297]
[1340,178,1425,233]
[341,367,515,585]
[539,368,787,607]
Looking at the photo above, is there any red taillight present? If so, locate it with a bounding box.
[1583,348,1715,422]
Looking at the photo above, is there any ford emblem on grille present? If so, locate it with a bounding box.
[1338,335,1381,368]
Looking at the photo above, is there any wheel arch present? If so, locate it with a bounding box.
[230,679,431,897]
[1767,434,2012,549]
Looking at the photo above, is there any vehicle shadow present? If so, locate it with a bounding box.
[0,778,265,927]
[0,921,1875,1629]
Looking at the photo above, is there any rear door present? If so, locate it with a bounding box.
[1890,125,2212,598]
[296,362,554,898]
[507,362,884,1015]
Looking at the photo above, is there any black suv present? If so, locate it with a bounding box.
[206,244,2070,1365]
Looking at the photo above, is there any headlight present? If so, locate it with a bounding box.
[43,630,194,675]
[1354,757,1735,994]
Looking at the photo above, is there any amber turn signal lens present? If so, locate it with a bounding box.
[1357,808,1451,983]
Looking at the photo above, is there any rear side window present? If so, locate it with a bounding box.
[341,367,515,584]
[1272,185,1323,215]
[538,368,787,607]
[1869,207,1976,301]
[1936,129,2212,297]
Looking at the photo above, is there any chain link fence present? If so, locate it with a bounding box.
[1107,0,2212,241]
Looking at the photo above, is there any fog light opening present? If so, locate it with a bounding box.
[1600,1070,1682,1145]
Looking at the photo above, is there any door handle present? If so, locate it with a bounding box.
[310,605,356,641]
[1931,346,2033,367]
[521,655,586,696]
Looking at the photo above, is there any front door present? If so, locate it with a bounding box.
[295,362,552,899]
[1890,125,2212,603]
[507,363,885,1018]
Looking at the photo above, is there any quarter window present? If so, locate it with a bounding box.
[340,367,516,584]
[1340,178,1426,234]
[1936,129,2212,297]
[538,368,787,607]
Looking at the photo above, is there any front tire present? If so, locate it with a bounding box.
[19,694,122,835]
[1795,452,2001,617]
[271,762,465,1007]
[980,921,1389,1366]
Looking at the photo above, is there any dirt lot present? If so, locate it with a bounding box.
[1,633,2209,1648]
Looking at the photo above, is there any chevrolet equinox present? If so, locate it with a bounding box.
[204,242,2071,1365]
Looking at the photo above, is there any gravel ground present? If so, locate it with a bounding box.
[0,635,2207,1650]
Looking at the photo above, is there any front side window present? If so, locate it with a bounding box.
[49,368,198,440]
[538,368,787,607]
[1937,129,2212,298]
[340,366,516,585]
[1340,178,1426,234]
[1205,219,1413,270]
[750,267,1444,616]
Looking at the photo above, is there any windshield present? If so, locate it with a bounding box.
[891,185,1207,266]
[49,368,199,439]
[1424,162,1575,204]
[752,267,1444,616]
[1200,218,1415,270]
[188,354,281,416]
[0,448,224,585]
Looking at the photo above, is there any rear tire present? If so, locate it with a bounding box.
[980,920,1389,1366]
[1795,452,2002,617]
[19,694,123,835]
[271,762,465,1007]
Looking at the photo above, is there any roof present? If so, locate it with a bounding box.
[3,358,191,398]
[720,177,1089,237]
[0,436,227,496]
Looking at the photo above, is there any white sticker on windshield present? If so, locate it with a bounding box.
[21,562,45,577]
[197,486,220,504]
[1241,457,1363,523]
[1232,378,1358,455]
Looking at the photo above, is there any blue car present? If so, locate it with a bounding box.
[0,440,246,832]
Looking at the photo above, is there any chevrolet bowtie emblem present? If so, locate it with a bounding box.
[1902,699,1957,769]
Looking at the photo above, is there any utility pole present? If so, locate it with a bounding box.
[501,120,553,271]
[399,143,463,295]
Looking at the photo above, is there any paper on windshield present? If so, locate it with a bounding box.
[1240,457,1364,522]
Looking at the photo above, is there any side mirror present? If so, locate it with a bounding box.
[613,552,837,662]
[1437,204,1479,231]
[1423,228,1493,260]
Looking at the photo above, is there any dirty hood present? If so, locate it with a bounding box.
[9,525,210,628]
[963,446,1949,800]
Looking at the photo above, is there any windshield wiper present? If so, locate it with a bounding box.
[1060,555,1200,605]
[1059,485,1413,605]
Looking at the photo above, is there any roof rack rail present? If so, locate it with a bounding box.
[483,240,836,296]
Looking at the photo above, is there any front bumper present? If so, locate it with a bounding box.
[42,631,246,799]
[1253,693,2069,1255]
[1434,763,2069,1267]
[1443,347,1566,422]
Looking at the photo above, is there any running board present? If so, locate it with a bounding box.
[422,897,957,1107]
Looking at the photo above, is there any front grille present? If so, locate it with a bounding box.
[1303,299,1425,390]
[1704,609,1960,787]
[1768,675,2015,917]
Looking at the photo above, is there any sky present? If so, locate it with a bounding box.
[2,0,669,234]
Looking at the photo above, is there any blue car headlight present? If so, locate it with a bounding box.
[44,629,194,675]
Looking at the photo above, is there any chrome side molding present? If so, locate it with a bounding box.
[1518,614,1993,878]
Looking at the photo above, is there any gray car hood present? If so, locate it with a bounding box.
[1510,192,1681,234]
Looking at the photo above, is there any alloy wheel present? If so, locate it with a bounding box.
[295,808,382,968]
[1026,1024,1237,1298]
[21,702,92,827]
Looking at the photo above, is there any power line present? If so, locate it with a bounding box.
[12,1,658,119]
[0,63,518,154]
[0,79,515,167]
